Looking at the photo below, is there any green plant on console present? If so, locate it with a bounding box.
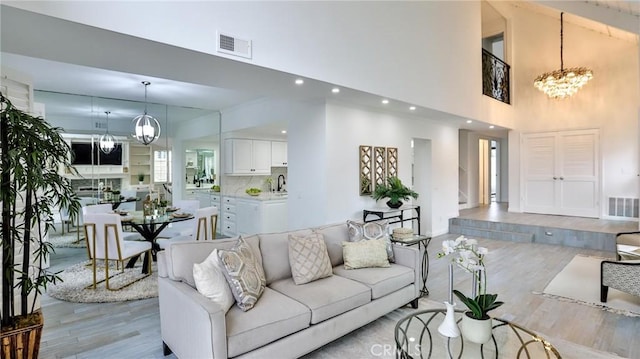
[372,176,418,207]
[138,173,145,182]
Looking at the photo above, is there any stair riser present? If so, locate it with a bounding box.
[449,218,616,252]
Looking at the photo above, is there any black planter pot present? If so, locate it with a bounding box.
[386,200,403,209]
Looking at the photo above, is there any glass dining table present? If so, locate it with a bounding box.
[121,210,194,273]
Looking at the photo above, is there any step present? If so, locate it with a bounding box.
[449,217,616,252]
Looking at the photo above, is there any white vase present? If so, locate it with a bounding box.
[460,312,493,344]
[437,301,460,338]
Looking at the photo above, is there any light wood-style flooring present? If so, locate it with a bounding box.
[40,218,638,358]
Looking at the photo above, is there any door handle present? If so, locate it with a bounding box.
[553,177,557,180]
[559,177,564,180]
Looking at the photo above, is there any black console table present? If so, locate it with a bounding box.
[363,205,421,234]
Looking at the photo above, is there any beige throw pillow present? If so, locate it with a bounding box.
[217,237,266,311]
[193,248,235,313]
[288,233,333,285]
[342,239,390,269]
[346,220,395,262]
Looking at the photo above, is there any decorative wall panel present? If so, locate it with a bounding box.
[387,147,398,178]
[373,147,387,188]
[359,145,372,195]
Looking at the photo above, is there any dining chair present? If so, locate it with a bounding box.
[83,203,142,241]
[158,206,218,249]
[83,213,152,290]
[157,199,200,238]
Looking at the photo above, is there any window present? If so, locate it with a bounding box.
[153,150,172,183]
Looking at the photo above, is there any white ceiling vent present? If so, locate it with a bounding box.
[217,32,252,59]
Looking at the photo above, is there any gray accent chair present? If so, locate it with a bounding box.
[600,231,640,302]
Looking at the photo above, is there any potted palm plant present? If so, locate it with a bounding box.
[372,176,418,208]
[1,93,80,358]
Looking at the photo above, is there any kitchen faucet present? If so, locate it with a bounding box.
[277,174,286,192]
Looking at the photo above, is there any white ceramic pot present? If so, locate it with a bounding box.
[460,312,493,344]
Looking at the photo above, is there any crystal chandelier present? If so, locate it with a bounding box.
[132,81,161,145]
[534,12,593,99]
[99,111,117,154]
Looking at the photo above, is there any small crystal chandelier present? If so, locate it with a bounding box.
[132,81,161,145]
[99,111,117,154]
[534,12,593,99]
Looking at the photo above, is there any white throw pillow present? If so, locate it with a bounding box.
[193,248,235,313]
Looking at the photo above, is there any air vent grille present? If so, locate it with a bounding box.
[608,197,639,218]
[217,32,252,59]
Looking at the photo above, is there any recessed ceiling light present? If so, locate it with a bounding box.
[382,99,389,104]
[295,79,304,85]
[409,106,416,111]
[489,125,495,129]
[332,88,340,94]
[466,120,473,124]
[281,130,287,134]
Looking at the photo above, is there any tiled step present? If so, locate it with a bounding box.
[449,217,616,252]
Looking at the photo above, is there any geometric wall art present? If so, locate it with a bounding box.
[359,145,399,196]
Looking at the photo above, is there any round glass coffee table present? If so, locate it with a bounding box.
[395,309,561,359]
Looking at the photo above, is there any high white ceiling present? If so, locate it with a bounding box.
[1,1,638,137]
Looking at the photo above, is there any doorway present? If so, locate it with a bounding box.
[413,138,432,235]
[479,138,500,205]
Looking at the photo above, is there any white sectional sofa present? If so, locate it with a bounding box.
[157,222,422,358]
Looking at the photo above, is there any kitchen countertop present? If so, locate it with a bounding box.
[185,188,288,201]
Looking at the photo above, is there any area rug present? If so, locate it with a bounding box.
[48,232,86,248]
[540,254,640,317]
[47,260,157,303]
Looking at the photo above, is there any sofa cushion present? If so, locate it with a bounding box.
[192,248,235,313]
[342,239,390,269]
[269,275,371,324]
[313,223,349,267]
[347,220,394,262]
[259,229,313,284]
[226,287,311,357]
[218,237,266,311]
[333,264,414,299]
[289,233,333,285]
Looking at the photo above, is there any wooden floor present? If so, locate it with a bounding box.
[39,212,639,358]
[459,202,638,234]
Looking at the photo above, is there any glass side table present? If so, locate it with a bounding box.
[391,235,431,296]
[395,309,561,359]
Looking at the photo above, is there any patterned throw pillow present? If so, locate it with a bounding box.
[193,248,235,313]
[346,220,395,262]
[217,237,266,311]
[342,239,390,269]
[288,233,333,285]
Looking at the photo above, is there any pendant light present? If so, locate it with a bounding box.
[99,111,117,154]
[132,81,161,145]
[533,12,593,99]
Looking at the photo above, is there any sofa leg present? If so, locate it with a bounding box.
[163,342,173,356]
[600,285,609,303]
[410,298,419,309]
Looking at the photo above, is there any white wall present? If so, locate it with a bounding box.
[7,1,484,121]
[324,101,459,236]
[505,5,639,216]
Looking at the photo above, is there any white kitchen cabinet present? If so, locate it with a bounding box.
[224,139,272,175]
[236,199,261,236]
[220,196,287,236]
[271,141,288,167]
[221,196,237,237]
[195,190,211,208]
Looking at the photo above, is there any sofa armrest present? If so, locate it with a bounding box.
[392,244,421,299]
[159,277,228,359]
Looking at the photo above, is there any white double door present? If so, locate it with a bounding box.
[522,129,600,218]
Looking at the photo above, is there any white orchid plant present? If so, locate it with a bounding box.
[437,236,503,320]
